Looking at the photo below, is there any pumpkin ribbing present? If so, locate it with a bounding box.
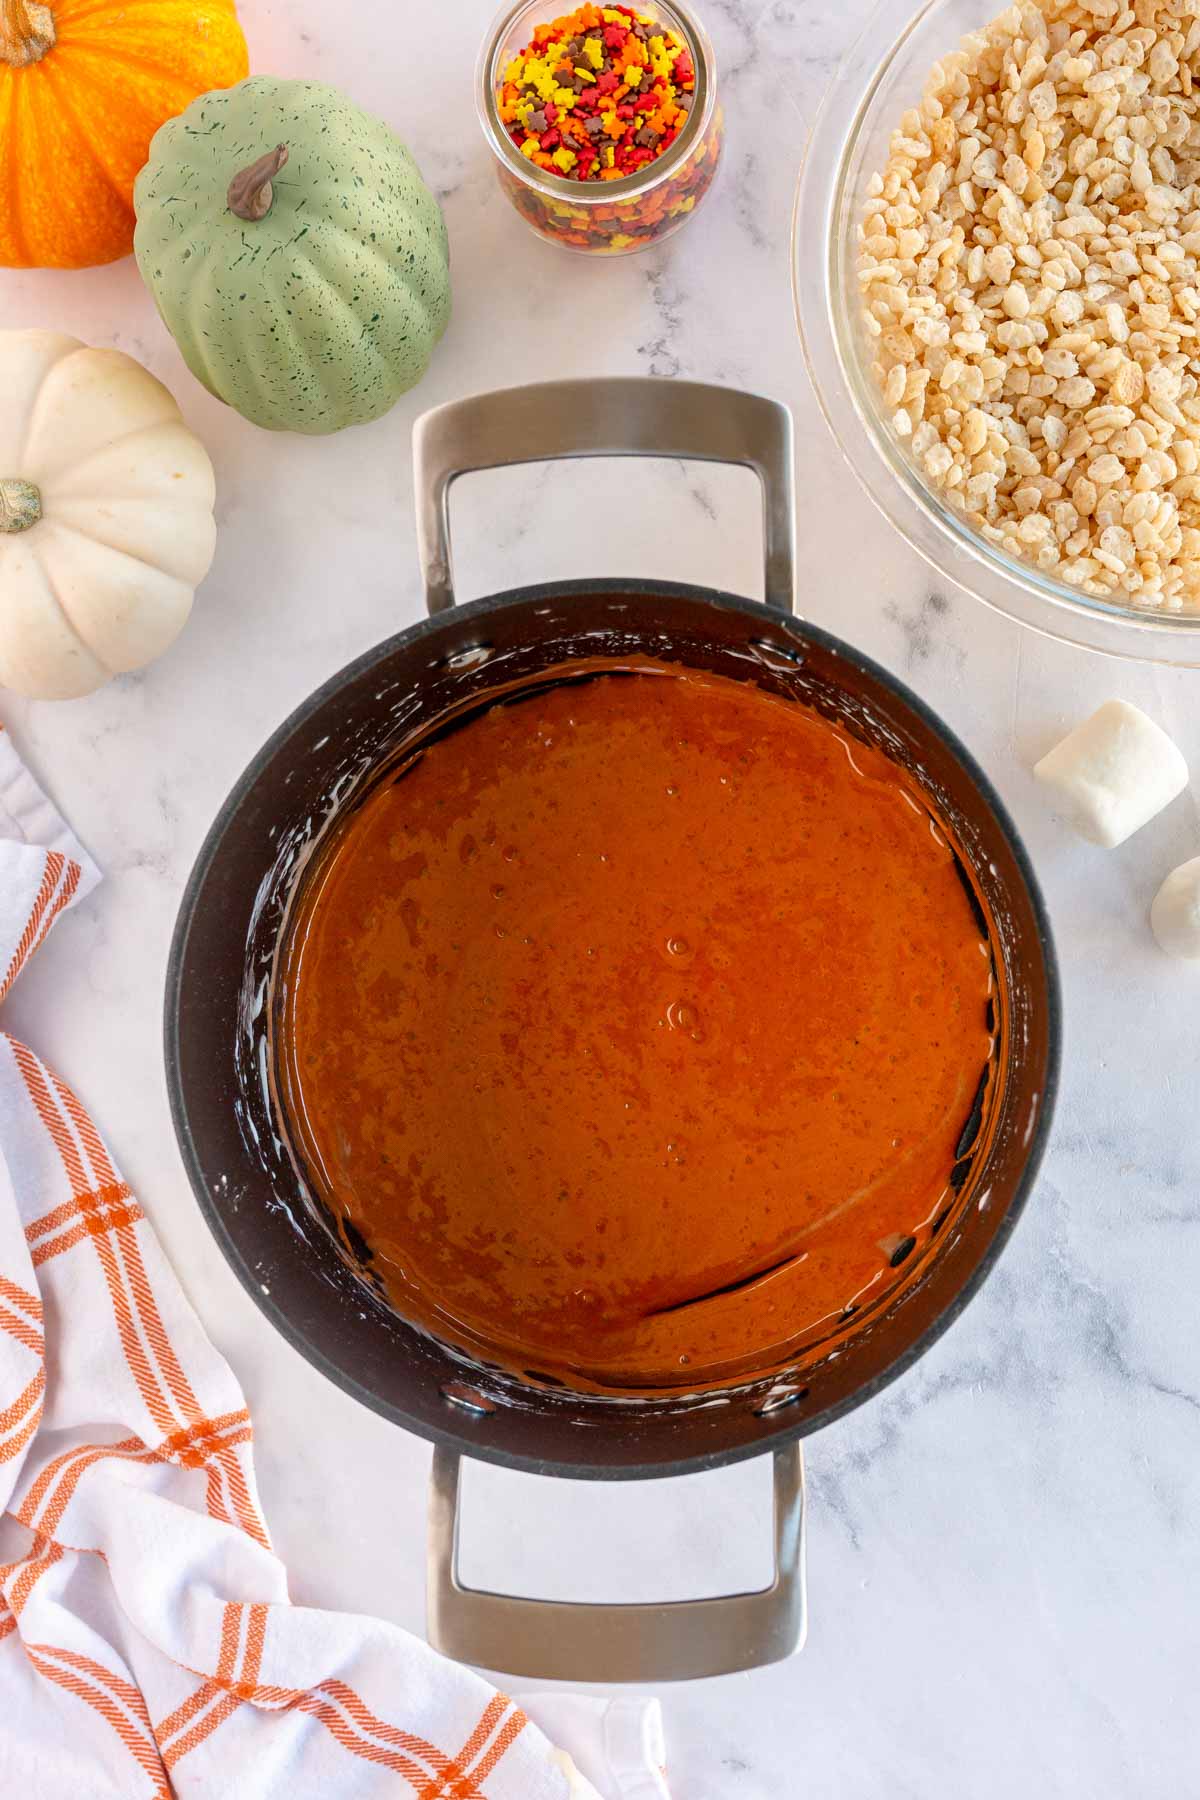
[0,330,217,698]
[134,78,452,434]
[0,0,249,267]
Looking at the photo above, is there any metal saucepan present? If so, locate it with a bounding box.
[165,378,1060,1682]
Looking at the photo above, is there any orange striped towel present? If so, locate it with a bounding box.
[0,732,668,1799]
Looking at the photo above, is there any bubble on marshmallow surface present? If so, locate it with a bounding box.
[1151,858,1200,960]
[1033,700,1188,849]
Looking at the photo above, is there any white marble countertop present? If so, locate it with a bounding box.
[5,0,1200,1792]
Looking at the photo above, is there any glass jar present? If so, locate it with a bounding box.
[477,0,722,256]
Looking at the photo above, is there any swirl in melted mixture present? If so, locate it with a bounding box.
[274,659,998,1392]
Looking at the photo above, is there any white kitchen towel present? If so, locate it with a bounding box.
[0,727,669,1800]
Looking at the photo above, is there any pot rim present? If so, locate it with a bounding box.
[164,577,1062,1480]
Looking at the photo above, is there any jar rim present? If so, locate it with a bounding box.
[476,0,716,203]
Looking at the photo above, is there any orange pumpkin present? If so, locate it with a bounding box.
[0,0,248,268]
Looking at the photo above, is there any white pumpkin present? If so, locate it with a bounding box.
[0,330,216,700]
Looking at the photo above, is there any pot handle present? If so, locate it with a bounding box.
[426,1442,806,1682]
[412,378,796,617]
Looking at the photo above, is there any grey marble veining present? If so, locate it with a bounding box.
[3,0,1200,1792]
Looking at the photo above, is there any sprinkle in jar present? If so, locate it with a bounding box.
[478,0,722,255]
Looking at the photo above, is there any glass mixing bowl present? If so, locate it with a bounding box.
[793,0,1200,666]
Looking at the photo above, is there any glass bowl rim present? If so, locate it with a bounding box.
[792,0,1200,666]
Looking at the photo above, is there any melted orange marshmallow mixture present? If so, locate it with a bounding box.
[276,661,995,1390]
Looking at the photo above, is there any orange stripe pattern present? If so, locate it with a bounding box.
[0,852,63,1006]
[0,773,555,1799]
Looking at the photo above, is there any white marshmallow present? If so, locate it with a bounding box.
[1151,857,1200,959]
[1033,700,1188,848]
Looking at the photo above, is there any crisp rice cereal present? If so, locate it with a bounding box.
[858,0,1200,609]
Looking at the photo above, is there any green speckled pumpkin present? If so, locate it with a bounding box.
[133,76,450,434]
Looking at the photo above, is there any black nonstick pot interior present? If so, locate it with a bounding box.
[165,580,1060,1479]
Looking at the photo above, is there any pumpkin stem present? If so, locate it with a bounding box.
[0,0,55,66]
[0,478,42,534]
[228,144,289,222]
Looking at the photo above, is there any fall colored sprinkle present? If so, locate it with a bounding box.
[499,3,696,182]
